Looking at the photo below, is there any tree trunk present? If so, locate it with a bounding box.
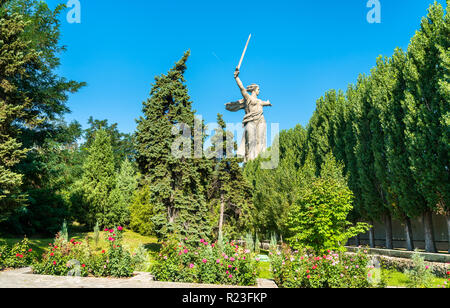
[369,223,375,248]
[218,193,225,236]
[404,216,414,251]
[422,210,437,253]
[446,215,450,254]
[384,213,393,249]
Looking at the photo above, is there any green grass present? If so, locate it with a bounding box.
[258,261,273,279]
[382,269,447,288]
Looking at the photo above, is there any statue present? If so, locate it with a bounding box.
[226,35,272,162]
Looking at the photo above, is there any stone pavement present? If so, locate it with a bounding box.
[0,268,278,288]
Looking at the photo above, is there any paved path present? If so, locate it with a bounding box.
[0,268,277,288]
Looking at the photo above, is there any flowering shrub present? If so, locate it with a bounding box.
[0,238,35,270]
[151,235,259,286]
[32,227,140,278]
[270,245,373,288]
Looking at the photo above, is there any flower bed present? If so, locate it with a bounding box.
[151,235,260,286]
[32,227,143,278]
[270,246,378,288]
[0,238,35,270]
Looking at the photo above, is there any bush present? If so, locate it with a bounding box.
[270,245,374,288]
[0,238,35,270]
[151,235,260,286]
[32,227,141,278]
[404,250,435,288]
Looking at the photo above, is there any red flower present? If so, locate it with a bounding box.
[81,264,85,268]
[53,261,56,265]
[28,249,32,252]
[307,275,311,279]
[50,253,54,256]
[102,250,106,254]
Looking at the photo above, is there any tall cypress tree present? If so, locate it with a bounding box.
[135,51,210,242]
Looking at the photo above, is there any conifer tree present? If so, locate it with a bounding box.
[135,51,210,242]
[0,2,33,220]
[109,158,138,227]
[81,129,116,228]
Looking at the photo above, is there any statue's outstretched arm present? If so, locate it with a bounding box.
[234,69,250,100]
[262,100,272,107]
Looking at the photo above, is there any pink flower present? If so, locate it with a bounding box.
[164,256,168,260]
[200,239,205,243]
[117,226,123,231]
[109,229,114,233]
[189,264,194,269]
[216,259,220,264]
[202,259,207,264]
[230,257,235,262]
[184,249,188,254]
[53,261,56,265]
[228,274,233,279]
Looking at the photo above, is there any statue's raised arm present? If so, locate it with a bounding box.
[234,69,250,100]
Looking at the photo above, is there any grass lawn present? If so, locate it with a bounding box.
[382,269,447,288]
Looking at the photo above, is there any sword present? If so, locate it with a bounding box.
[236,34,252,71]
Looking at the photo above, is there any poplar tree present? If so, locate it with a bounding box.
[135,51,210,242]
[402,2,449,252]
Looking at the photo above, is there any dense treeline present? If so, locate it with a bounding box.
[245,1,449,253]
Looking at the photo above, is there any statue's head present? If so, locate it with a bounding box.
[246,84,260,96]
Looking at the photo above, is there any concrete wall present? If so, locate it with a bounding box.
[351,214,449,252]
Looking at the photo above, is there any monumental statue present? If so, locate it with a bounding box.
[226,34,272,162]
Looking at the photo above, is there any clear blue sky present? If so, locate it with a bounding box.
[47,0,446,135]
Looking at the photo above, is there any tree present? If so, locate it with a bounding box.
[83,117,135,167]
[0,0,84,231]
[130,185,155,236]
[0,1,34,220]
[402,2,449,252]
[286,154,369,253]
[80,129,116,228]
[207,114,253,238]
[135,51,211,242]
[109,158,138,227]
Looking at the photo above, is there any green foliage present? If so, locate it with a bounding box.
[32,227,138,278]
[151,235,259,286]
[135,51,211,242]
[243,125,309,237]
[207,114,254,238]
[404,250,435,288]
[271,247,373,288]
[286,155,370,253]
[80,129,117,228]
[130,185,156,236]
[0,237,34,269]
[109,158,138,227]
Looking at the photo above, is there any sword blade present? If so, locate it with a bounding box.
[237,34,252,70]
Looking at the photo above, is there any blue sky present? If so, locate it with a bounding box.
[47,0,446,135]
